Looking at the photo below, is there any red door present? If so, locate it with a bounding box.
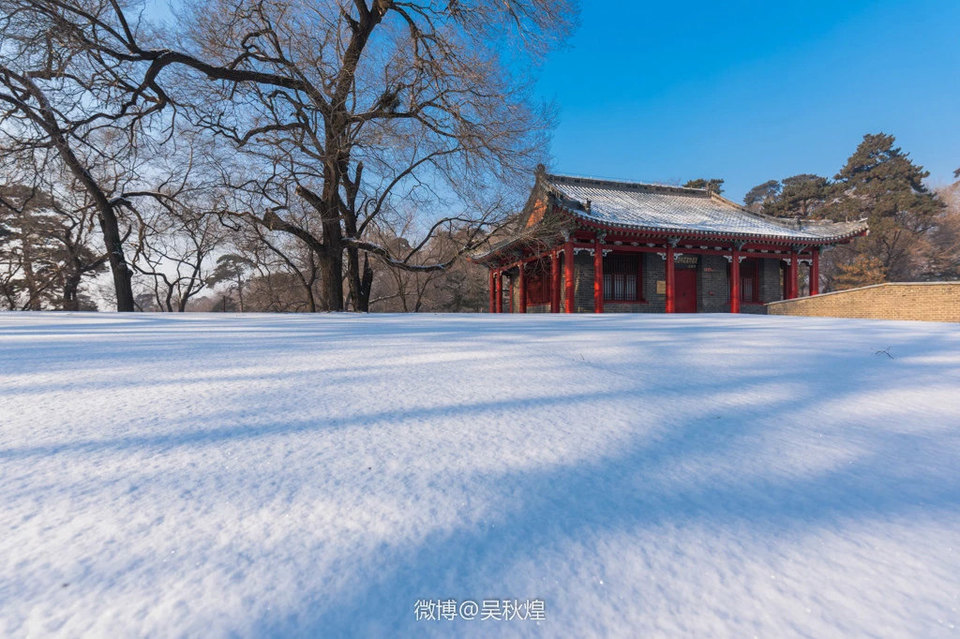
[675,269,698,313]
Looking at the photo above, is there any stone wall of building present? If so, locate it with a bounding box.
[740,303,767,315]
[573,252,594,313]
[766,282,960,322]
[759,258,783,305]
[639,253,667,313]
[699,255,730,313]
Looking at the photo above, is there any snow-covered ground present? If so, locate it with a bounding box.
[1,312,959,638]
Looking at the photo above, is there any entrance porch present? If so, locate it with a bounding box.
[488,235,821,314]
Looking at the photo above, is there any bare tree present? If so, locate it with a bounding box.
[919,183,960,280]
[0,1,182,310]
[130,199,225,312]
[3,0,573,312]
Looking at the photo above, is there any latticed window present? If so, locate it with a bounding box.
[603,254,642,302]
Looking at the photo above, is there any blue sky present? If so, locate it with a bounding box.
[535,0,960,202]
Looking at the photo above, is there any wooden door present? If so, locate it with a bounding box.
[675,269,698,313]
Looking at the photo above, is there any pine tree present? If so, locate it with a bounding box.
[824,133,945,283]
[763,175,832,219]
[743,180,780,212]
[0,184,108,310]
[683,178,724,194]
[831,255,886,290]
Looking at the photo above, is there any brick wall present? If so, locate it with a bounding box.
[766,282,960,322]
[574,252,593,313]
[638,253,666,313]
[759,258,782,304]
[699,255,729,313]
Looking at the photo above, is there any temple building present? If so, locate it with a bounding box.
[472,167,869,314]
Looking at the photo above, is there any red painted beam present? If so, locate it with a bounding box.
[571,242,814,261]
[570,219,866,246]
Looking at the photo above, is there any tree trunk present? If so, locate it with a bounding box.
[95,210,135,311]
[346,245,361,311]
[62,272,82,311]
[22,74,136,311]
[358,254,373,312]
[316,248,343,311]
[20,234,42,310]
[304,281,317,312]
[296,183,344,311]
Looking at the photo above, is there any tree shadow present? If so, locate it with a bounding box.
[2,313,958,637]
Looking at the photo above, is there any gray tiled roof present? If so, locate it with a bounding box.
[545,173,867,242]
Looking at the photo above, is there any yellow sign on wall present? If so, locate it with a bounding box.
[656,280,666,295]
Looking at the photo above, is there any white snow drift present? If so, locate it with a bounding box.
[1,312,958,638]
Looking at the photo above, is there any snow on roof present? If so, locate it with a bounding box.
[543,172,868,243]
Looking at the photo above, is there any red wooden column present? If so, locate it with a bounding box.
[593,236,604,313]
[495,270,503,313]
[564,241,575,313]
[518,264,527,314]
[730,248,741,314]
[788,252,799,300]
[488,269,496,313]
[550,249,560,313]
[810,250,820,296]
[665,243,676,313]
[781,261,791,300]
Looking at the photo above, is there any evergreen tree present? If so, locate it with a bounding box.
[824,133,945,283]
[743,180,780,212]
[207,254,255,312]
[0,184,107,310]
[683,178,724,194]
[764,175,832,219]
[830,255,887,290]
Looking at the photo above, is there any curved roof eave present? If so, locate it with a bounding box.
[563,204,869,245]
